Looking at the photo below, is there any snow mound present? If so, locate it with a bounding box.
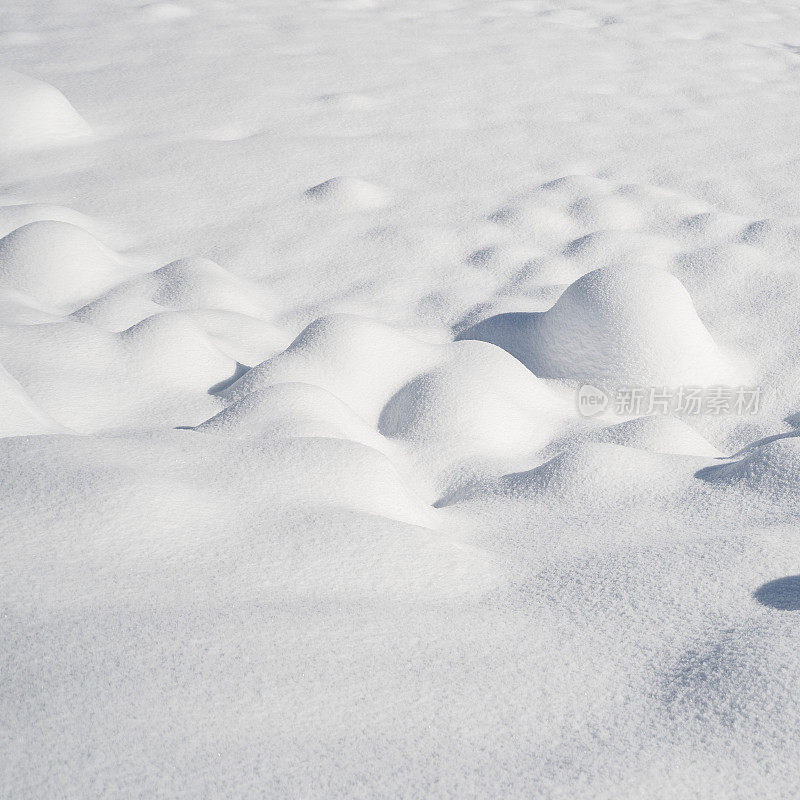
[0,365,65,437]
[137,2,195,21]
[0,222,127,310]
[563,229,679,271]
[379,339,565,473]
[567,194,643,230]
[195,382,385,450]
[591,415,723,458]
[221,314,441,423]
[183,309,289,366]
[74,256,272,330]
[680,211,750,240]
[741,217,800,253]
[144,257,266,311]
[0,314,234,431]
[251,436,433,527]
[0,285,63,325]
[119,312,235,387]
[0,203,104,240]
[497,442,689,507]
[438,440,694,509]
[677,244,769,289]
[304,177,390,209]
[459,267,742,387]
[696,435,800,502]
[490,201,576,249]
[539,174,612,197]
[320,91,375,110]
[0,70,91,151]
[0,433,460,607]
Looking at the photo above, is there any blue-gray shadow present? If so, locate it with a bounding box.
[207,361,249,395]
[754,575,800,611]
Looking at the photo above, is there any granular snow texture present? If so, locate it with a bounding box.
[2,0,800,797]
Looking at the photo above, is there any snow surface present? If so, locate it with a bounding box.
[2,0,800,796]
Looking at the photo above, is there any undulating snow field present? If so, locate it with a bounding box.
[3,0,800,796]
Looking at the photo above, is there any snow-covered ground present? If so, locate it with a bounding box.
[3,0,800,796]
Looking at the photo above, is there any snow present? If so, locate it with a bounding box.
[0,221,128,309]
[304,176,392,209]
[458,266,747,386]
[3,0,800,796]
[0,69,91,151]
